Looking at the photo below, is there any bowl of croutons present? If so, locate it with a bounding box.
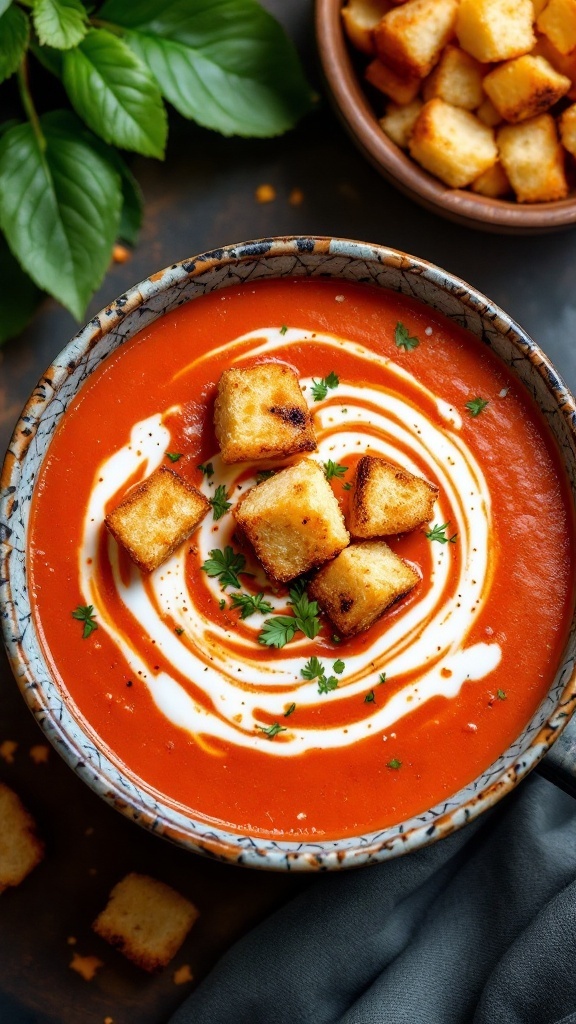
[3,236,576,871]
[316,0,576,231]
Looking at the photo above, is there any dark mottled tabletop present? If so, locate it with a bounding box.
[2,2,576,1022]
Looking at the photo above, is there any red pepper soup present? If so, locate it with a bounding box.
[28,278,576,840]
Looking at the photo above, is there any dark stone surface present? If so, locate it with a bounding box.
[2,1,576,1020]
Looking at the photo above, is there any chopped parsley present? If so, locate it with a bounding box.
[174,626,184,636]
[342,482,352,491]
[301,657,338,695]
[219,599,226,610]
[318,675,339,694]
[284,702,296,717]
[259,583,322,648]
[425,522,457,545]
[323,460,347,481]
[197,461,214,477]
[208,484,232,521]
[166,452,182,462]
[256,469,276,484]
[333,659,345,674]
[311,371,339,402]
[394,322,419,351]
[364,689,376,703]
[379,672,387,684]
[201,546,250,591]
[387,758,402,769]
[497,689,507,700]
[71,604,98,639]
[279,324,288,335]
[230,592,274,619]
[257,722,287,740]
[465,397,489,417]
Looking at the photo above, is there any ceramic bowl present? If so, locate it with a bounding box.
[2,236,576,870]
[315,0,576,233]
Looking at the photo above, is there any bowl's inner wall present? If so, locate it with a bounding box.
[4,239,576,868]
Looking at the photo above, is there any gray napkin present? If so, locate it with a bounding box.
[169,775,576,1024]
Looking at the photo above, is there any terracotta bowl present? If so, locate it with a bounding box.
[315,0,576,233]
[2,236,576,870]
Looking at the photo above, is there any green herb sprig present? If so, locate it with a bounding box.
[0,0,313,344]
[311,371,339,402]
[259,582,321,648]
[323,460,347,481]
[394,322,419,351]
[72,604,98,638]
[425,522,457,545]
[230,591,274,619]
[201,546,251,591]
[465,397,489,417]
[208,484,232,521]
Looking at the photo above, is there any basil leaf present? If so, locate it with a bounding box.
[0,119,21,137]
[0,1,13,17]
[63,28,167,158]
[0,234,43,345]
[116,160,143,246]
[32,0,87,50]
[0,6,29,84]
[0,112,122,319]
[99,0,312,138]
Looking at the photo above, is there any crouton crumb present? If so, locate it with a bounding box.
[69,952,103,981]
[173,964,194,985]
[29,744,49,764]
[255,183,276,203]
[0,740,17,764]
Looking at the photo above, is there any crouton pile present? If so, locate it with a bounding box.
[105,362,439,638]
[342,0,576,202]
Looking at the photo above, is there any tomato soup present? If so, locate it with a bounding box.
[28,278,576,840]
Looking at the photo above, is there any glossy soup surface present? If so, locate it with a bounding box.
[29,278,576,840]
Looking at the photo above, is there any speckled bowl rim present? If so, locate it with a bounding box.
[315,0,576,233]
[2,236,576,871]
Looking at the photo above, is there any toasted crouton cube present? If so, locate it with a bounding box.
[349,457,438,538]
[476,97,503,127]
[379,98,423,147]
[93,873,199,972]
[409,99,498,187]
[471,160,512,196]
[309,541,418,637]
[456,0,535,63]
[106,466,209,573]
[234,459,349,583]
[0,783,44,893]
[483,55,570,122]
[559,103,576,157]
[422,45,485,109]
[537,0,576,56]
[365,59,421,103]
[373,0,459,79]
[531,36,576,98]
[342,0,392,54]
[497,114,568,201]
[214,364,316,464]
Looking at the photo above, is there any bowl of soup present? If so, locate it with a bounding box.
[2,236,576,870]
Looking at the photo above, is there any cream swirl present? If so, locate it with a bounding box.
[79,327,501,757]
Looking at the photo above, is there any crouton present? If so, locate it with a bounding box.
[559,103,576,157]
[471,159,512,196]
[342,0,392,55]
[233,459,349,583]
[308,541,419,637]
[531,35,576,98]
[348,456,438,538]
[93,873,199,972]
[476,97,503,127]
[365,59,421,104]
[379,98,423,147]
[537,0,576,57]
[497,113,568,201]
[0,783,44,893]
[373,0,459,79]
[456,0,535,63]
[106,466,210,573]
[422,45,485,109]
[483,55,570,122]
[409,99,498,187]
[214,364,316,464]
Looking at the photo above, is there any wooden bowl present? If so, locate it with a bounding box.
[315,0,576,233]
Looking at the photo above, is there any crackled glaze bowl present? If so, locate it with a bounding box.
[2,237,576,870]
